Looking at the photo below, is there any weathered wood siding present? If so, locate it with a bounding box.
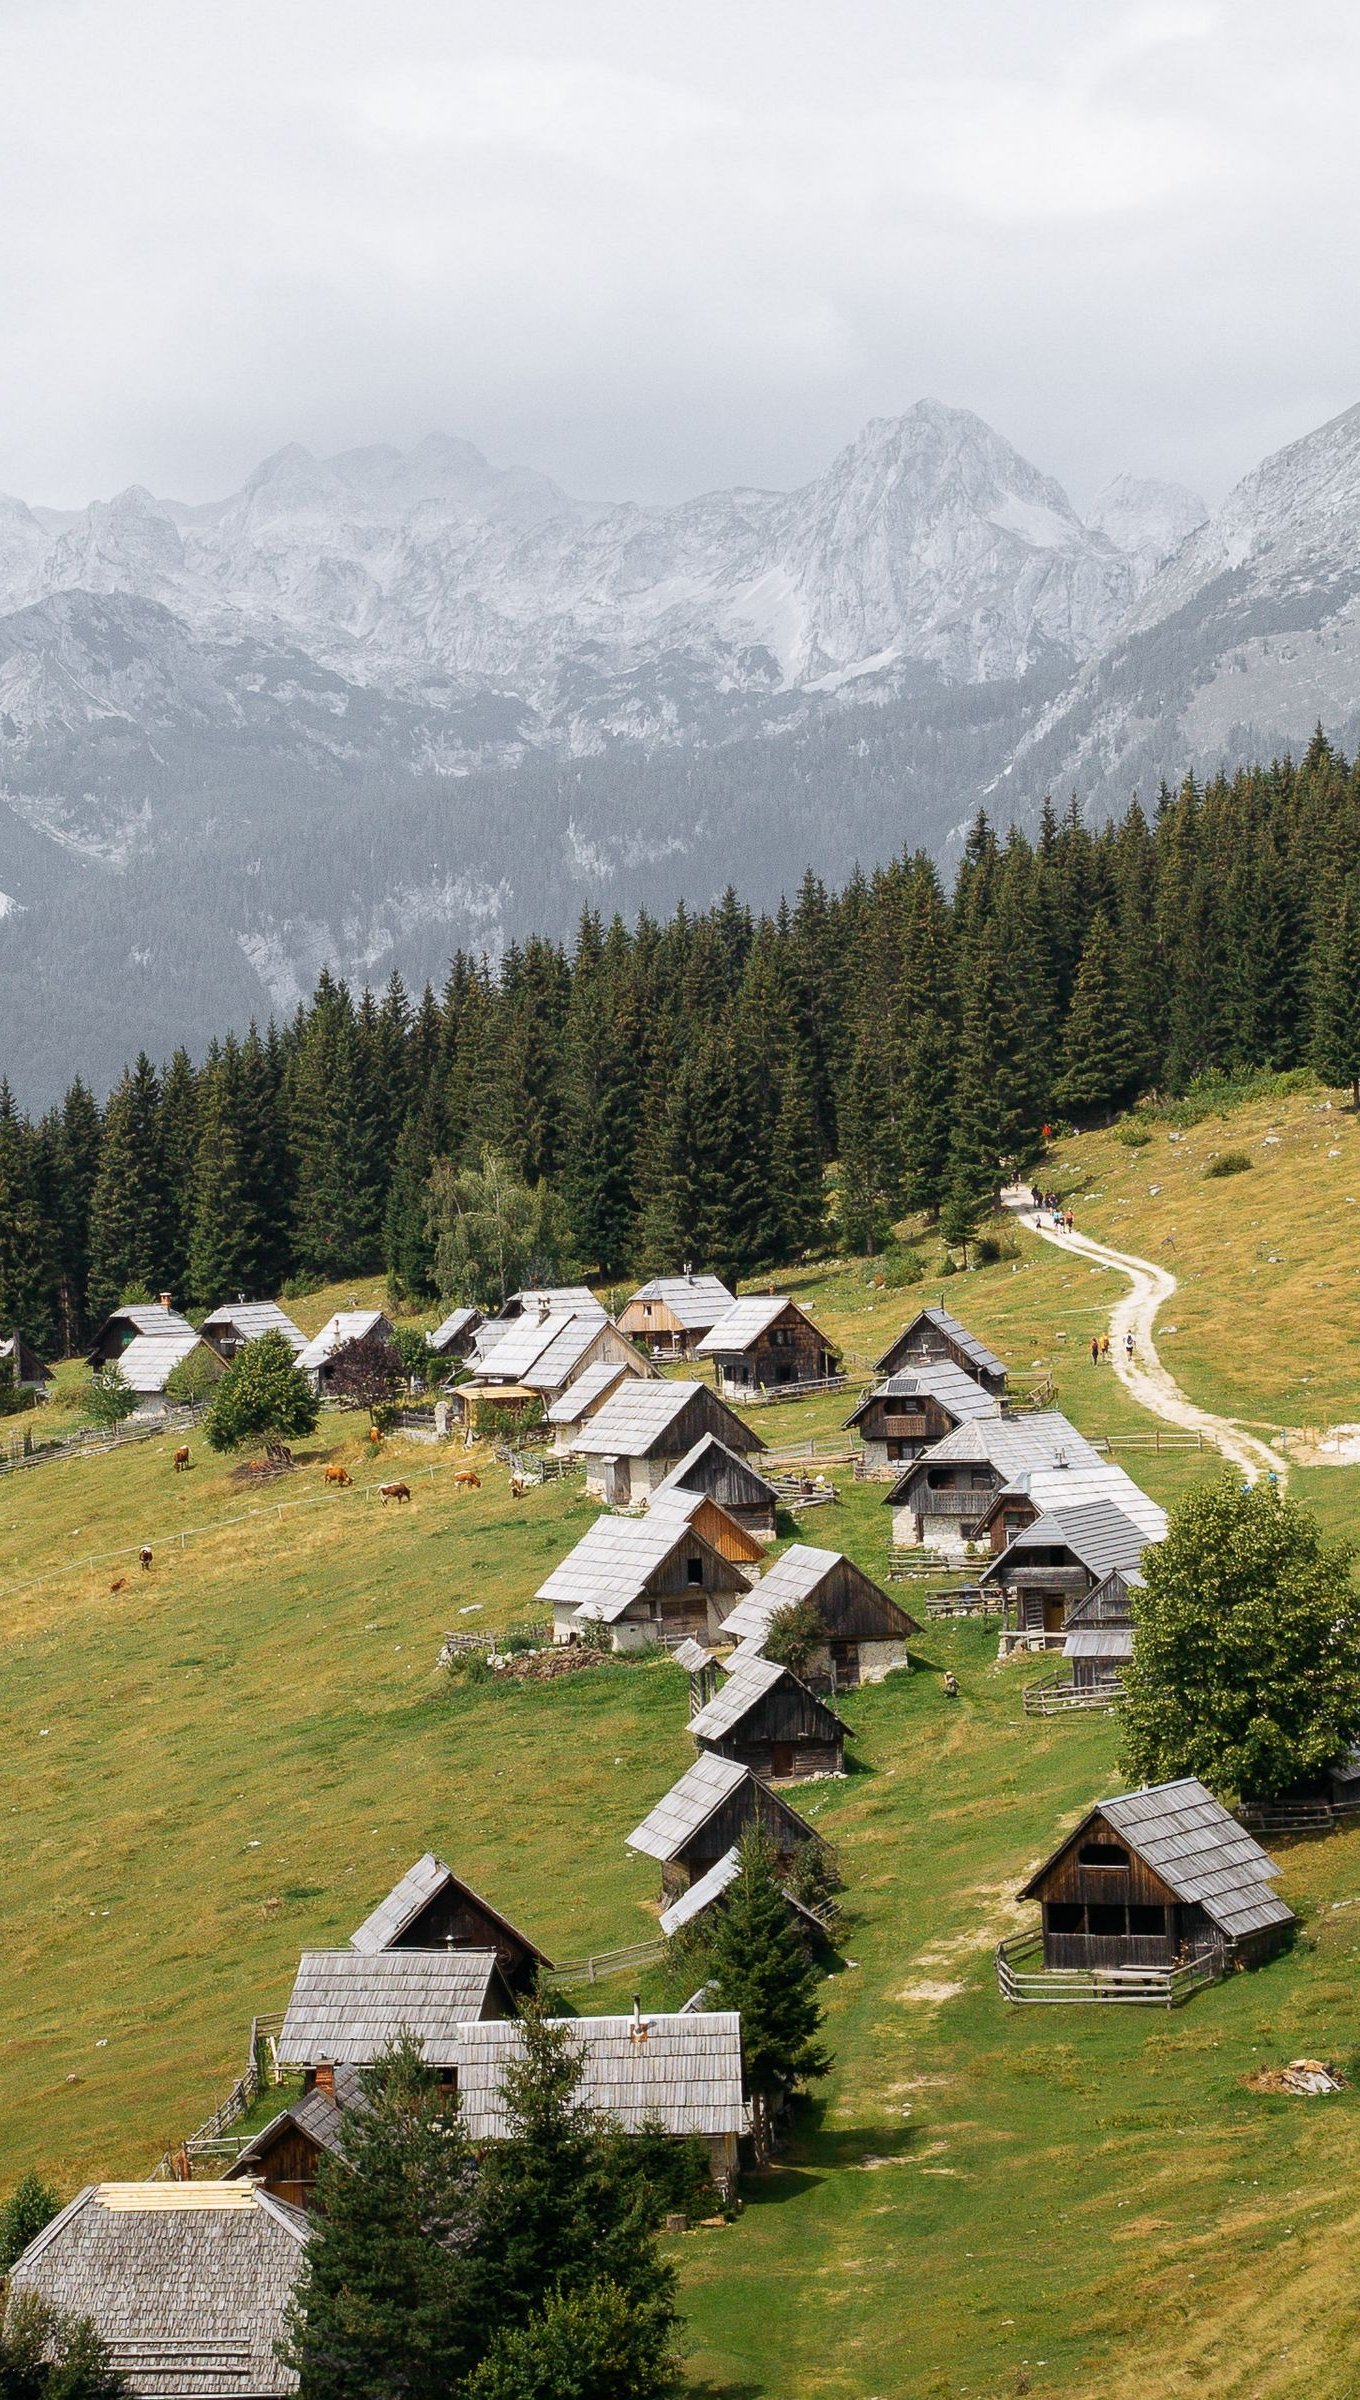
[392,1892,541,1992]
[245,2123,327,2212]
[855,1392,959,1477]
[663,1782,810,1895]
[697,1679,845,1781]
[877,1322,1007,1394]
[710,1304,837,1392]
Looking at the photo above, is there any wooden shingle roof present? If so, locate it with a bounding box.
[116,1331,212,1393]
[1020,1778,1295,1941]
[689,1654,847,1743]
[981,1500,1153,1585]
[624,1274,736,1332]
[537,1511,735,1623]
[199,1301,306,1354]
[546,1359,633,1425]
[426,1307,481,1354]
[277,1949,510,2067]
[718,1543,920,1653]
[844,1361,1001,1429]
[651,1433,780,1510]
[453,2012,746,2137]
[296,1310,388,1373]
[626,1754,814,1863]
[885,1410,1099,1501]
[348,1853,551,1968]
[696,1295,837,1359]
[875,1306,1008,1379]
[7,2182,307,2395]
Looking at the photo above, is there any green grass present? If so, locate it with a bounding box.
[6,1113,1360,2397]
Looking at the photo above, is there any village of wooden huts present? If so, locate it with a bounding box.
[452,1293,654,1428]
[617,1270,737,1358]
[697,1294,842,1397]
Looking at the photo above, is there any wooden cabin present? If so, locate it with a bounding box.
[627,1752,815,1896]
[7,2181,307,2396]
[981,1499,1151,1642]
[1019,1778,1294,1974]
[658,1844,830,1952]
[297,1307,397,1395]
[573,1379,763,1506]
[546,1359,643,1455]
[426,1306,484,1365]
[114,1331,224,1414]
[85,1296,194,1369]
[467,1287,598,1363]
[650,1433,781,1541]
[719,1543,921,1690]
[199,1300,306,1360]
[689,1654,847,1780]
[884,1412,1101,1558]
[224,2061,359,2210]
[617,1272,736,1358]
[453,1304,653,1425]
[0,1331,52,1396]
[348,1853,552,1994]
[1061,1567,1141,1694]
[844,1363,999,1478]
[277,1948,515,2076]
[538,1507,753,1649]
[972,1463,1167,1557]
[646,1486,766,1570]
[455,2009,747,2199]
[697,1295,841,1396]
[874,1305,1008,1395]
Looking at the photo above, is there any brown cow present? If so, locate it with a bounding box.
[379,1481,412,1505]
[110,1578,127,1595]
[173,1445,191,1472]
[453,1469,481,1490]
[324,1464,352,1488]
[139,1546,153,1572]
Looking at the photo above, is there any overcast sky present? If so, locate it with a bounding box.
[1,0,1356,512]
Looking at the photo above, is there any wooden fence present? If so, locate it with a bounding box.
[995,1929,1225,2007]
[1021,1670,1125,1717]
[153,2013,287,2176]
[551,1938,665,1990]
[1,1403,203,1479]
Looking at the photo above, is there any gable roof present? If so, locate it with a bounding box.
[718,1543,921,1650]
[982,1500,1154,1585]
[115,1330,212,1393]
[468,1304,607,1385]
[651,1433,781,1509]
[427,1306,481,1354]
[1020,1777,1295,1941]
[977,1462,1167,1543]
[224,2070,365,2178]
[87,1302,196,1356]
[623,1273,737,1332]
[697,1294,837,1358]
[1063,1567,1144,1628]
[296,1310,388,1373]
[528,1314,634,1394]
[348,1853,551,1967]
[7,2182,307,2395]
[657,1843,828,1939]
[546,1359,634,1426]
[572,1378,763,1459]
[689,1653,846,1743]
[0,1333,52,1381]
[626,1752,813,1863]
[454,2012,745,2137]
[886,1410,1100,1499]
[277,1949,510,2067]
[845,1362,1002,1430]
[876,1306,1008,1379]
[537,1510,737,1622]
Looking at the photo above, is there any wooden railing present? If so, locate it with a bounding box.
[1235,1796,1360,1835]
[1022,1670,1125,1716]
[995,1930,1225,2007]
[1,1402,203,1479]
[154,2014,287,2176]
[551,1938,665,1990]
[724,1374,850,1405]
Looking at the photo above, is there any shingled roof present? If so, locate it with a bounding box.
[570,1379,698,1454]
[718,1543,920,1653]
[7,2182,307,2396]
[886,1410,1100,1500]
[546,1359,634,1425]
[651,1434,781,1510]
[224,2069,365,2182]
[688,1653,846,1743]
[454,2012,746,2137]
[296,1309,389,1373]
[657,1844,828,1939]
[537,1510,732,1623]
[427,1306,481,1354]
[199,1300,306,1354]
[626,1753,814,1863]
[348,1853,551,1968]
[875,1305,1008,1380]
[980,1462,1167,1542]
[982,1500,1153,1586]
[277,1949,511,2067]
[696,1295,838,1359]
[1020,1777,1295,1942]
[115,1330,214,1395]
[624,1273,736,1333]
[468,1304,607,1386]
[844,1362,1001,1430]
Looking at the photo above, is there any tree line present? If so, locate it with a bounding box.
[5,732,1360,1358]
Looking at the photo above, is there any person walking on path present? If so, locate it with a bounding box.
[1100,1334,1110,1363]
[1125,1331,1135,1361]
[1090,1335,1100,1365]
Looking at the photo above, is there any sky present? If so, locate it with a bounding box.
[0,0,1357,513]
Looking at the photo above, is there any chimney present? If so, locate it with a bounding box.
[628,1994,649,2044]
[158,1292,173,1312]
[313,2061,336,2099]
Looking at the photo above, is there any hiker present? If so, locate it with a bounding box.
[1065,1209,1075,1233]
[1099,1334,1110,1362]
[1090,1336,1100,1366]
[1124,1332,1134,1361]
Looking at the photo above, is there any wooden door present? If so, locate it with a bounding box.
[770,1742,796,1778]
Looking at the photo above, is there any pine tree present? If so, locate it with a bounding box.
[288,975,379,1278]
[1311,869,1360,1104]
[158,1047,200,1298]
[1053,909,1139,1121]
[87,1057,171,1321]
[187,1042,266,1307]
[0,1083,56,1354]
[705,1831,830,2161]
[835,1034,893,1256]
[384,1108,440,1298]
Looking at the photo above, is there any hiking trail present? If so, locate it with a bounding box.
[1001,1188,1284,1486]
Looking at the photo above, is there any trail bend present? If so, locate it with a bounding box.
[1001,1189,1284,1486]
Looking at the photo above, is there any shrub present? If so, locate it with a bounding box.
[974,1231,1020,1265]
[762,1597,823,1680]
[1113,1120,1152,1148]
[204,1329,320,1453]
[281,1271,324,1300]
[164,1345,224,1405]
[84,1365,138,1429]
[873,1245,926,1290]
[0,2169,61,2271]
[1203,1150,1253,1178]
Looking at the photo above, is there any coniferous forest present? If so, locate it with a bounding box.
[5,739,1360,1360]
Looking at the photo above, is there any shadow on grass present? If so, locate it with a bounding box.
[685,2383,766,2399]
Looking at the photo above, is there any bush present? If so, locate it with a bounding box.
[476,1397,545,1442]
[974,1231,1020,1265]
[204,1329,320,1453]
[84,1366,138,1429]
[164,1345,223,1405]
[281,1271,324,1300]
[762,1597,823,1681]
[1112,1120,1152,1148]
[872,1246,926,1290]
[1203,1150,1253,1178]
[0,2169,61,2272]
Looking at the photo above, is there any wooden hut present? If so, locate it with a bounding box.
[224,2063,359,2210]
[646,1486,766,1570]
[971,1461,1166,1556]
[658,1846,829,1949]
[844,1362,1000,1478]
[455,2009,746,2196]
[277,1949,514,2075]
[296,1308,397,1395]
[573,1379,763,1506]
[1060,1567,1141,1695]
[697,1296,841,1397]
[546,1359,644,1455]
[884,1413,1101,1558]
[199,1300,306,1360]
[538,1507,752,1649]
[627,1752,815,1895]
[468,1288,598,1363]
[617,1272,737,1358]
[649,1433,781,1540]
[113,1330,224,1414]
[719,1543,921,1690]
[6,2181,307,2395]
[456,1304,654,1426]
[1018,1778,1294,1975]
[980,1499,1153,1643]
[85,1296,195,1369]
[874,1306,1009,1395]
[348,1853,552,1993]
[0,1331,52,1395]
[689,1653,847,1780]
[426,1306,484,1366]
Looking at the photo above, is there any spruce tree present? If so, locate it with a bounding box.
[158,1047,201,1298]
[705,1830,830,2162]
[1053,909,1139,1121]
[0,1083,56,1354]
[87,1057,171,1320]
[187,1042,265,1307]
[1311,868,1360,1104]
[836,1034,892,1256]
[288,974,378,1277]
[384,1108,440,1298]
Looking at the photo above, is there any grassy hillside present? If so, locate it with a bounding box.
[4,1094,1360,2398]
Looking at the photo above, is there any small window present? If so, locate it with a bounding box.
[1046,1901,1082,1933]
[1127,1905,1166,1936]
[686,1555,703,1587]
[1078,1842,1130,1869]
[1087,1903,1127,1936]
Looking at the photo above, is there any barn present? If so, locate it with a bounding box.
[538,1506,754,1649]
[1015,1778,1295,1978]
[884,1413,1102,1558]
[627,1752,816,1895]
[1060,1567,1141,1695]
[6,2181,307,2395]
[649,1433,781,1540]
[873,1306,1009,1395]
[454,2008,747,2196]
[199,1300,306,1360]
[689,1653,847,1780]
[980,1498,1155,1644]
[844,1362,1001,1478]
[573,1379,763,1506]
[617,1272,737,1358]
[697,1295,842,1397]
[277,1949,515,2074]
[348,1853,552,1993]
[719,1543,920,1689]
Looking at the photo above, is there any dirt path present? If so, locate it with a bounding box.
[1001,1187,1285,1485]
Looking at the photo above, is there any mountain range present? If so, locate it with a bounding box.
[2,393,1358,1102]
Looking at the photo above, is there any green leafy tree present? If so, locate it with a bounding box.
[83,1365,138,1429]
[463,2277,677,2400]
[1121,1476,1360,1801]
[164,1345,224,1406]
[0,2291,129,2398]
[284,2037,484,2400]
[761,1599,823,1681]
[427,1149,576,1310]
[0,2170,61,2272]
[705,1831,831,2161]
[1311,869,1360,1105]
[203,1328,319,1454]
[1053,909,1139,1121]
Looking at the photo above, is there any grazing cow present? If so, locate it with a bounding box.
[173,1446,191,1473]
[509,1473,527,1500]
[378,1481,412,1505]
[453,1469,481,1490]
[324,1464,352,1488]
[139,1546,153,1572]
[368,1427,382,1446]
[110,1578,127,1595]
